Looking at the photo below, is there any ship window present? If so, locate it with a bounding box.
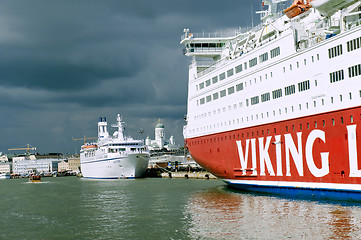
[304,59,307,65]
[206,95,212,102]
[285,85,295,96]
[274,128,276,134]
[328,44,343,58]
[235,64,243,73]
[298,80,310,92]
[212,76,218,84]
[323,120,325,127]
[244,62,247,70]
[261,92,270,102]
[262,130,264,135]
[227,68,234,77]
[312,56,314,62]
[199,82,204,89]
[340,94,343,102]
[228,86,235,95]
[259,52,268,63]
[270,47,280,58]
[314,101,316,107]
[348,64,361,78]
[347,37,361,52]
[315,80,317,86]
[292,125,295,131]
[332,118,335,125]
[300,124,302,130]
[350,92,352,99]
[286,126,288,132]
[290,64,292,71]
[219,72,226,80]
[213,92,219,100]
[200,98,205,105]
[249,57,257,67]
[297,62,299,68]
[351,115,354,123]
[341,117,344,124]
[205,79,211,87]
[236,83,244,91]
[330,69,344,83]
[246,99,249,106]
[196,85,198,91]
[315,121,317,128]
[272,88,282,99]
[299,104,301,110]
[251,96,259,105]
[267,129,269,135]
[306,103,309,109]
[307,123,310,129]
[220,90,226,97]
[331,97,334,103]
[322,99,324,105]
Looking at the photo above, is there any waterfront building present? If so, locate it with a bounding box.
[145,119,178,151]
[58,160,69,172]
[68,157,80,172]
[13,158,63,175]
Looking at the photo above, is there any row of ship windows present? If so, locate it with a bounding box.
[196,35,361,93]
[189,114,360,146]
[196,47,281,91]
[197,51,323,106]
[192,91,361,132]
[282,54,320,73]
[198,79,311,106]
[328,35,361,59]
[330,63,361,82]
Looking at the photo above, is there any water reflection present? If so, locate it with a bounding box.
[185,187,361,240]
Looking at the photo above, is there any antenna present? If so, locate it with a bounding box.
[251,2,254,28]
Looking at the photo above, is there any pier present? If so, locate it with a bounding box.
[161,171,217,179]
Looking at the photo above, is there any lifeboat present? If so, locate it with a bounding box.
[82,144,98,150]
[284,0,313,19]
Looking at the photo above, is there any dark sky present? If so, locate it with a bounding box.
[0,0,272,154]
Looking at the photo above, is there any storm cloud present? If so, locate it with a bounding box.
[0,0,269,154]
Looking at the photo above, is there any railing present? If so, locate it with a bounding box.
[182,47,223,55]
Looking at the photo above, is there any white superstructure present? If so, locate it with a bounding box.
[181,0,361,140]
[80,114,150,179]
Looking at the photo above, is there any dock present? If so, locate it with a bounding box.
[160,171,217,179]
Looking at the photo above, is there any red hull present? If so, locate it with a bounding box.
[186,107,361,188]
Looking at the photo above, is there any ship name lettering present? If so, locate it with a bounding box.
[236,129,333,177]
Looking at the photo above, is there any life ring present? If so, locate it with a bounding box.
[316,37,323,43]
[188,33,193,38]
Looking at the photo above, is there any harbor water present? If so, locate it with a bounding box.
[2,177,361,239]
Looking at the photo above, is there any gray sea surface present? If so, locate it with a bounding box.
[1,177,361,239]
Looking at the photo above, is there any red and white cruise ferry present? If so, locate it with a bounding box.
[181,0,361,200]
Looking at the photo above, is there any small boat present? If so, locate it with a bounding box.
[29,174,41,183]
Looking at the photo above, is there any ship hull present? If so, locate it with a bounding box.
[80,153,150,179]
[186,106,361,200]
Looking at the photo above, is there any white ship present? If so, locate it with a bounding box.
[80,114,150,179]
[181,0,361,200]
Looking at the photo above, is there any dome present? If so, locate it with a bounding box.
[155,119,164,129]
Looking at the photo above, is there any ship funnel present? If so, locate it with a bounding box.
[98,116,109,140]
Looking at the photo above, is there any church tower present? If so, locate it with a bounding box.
[155,119,165,148]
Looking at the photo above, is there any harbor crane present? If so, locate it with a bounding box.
[8,144,37,155]
[72,136,97,145]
